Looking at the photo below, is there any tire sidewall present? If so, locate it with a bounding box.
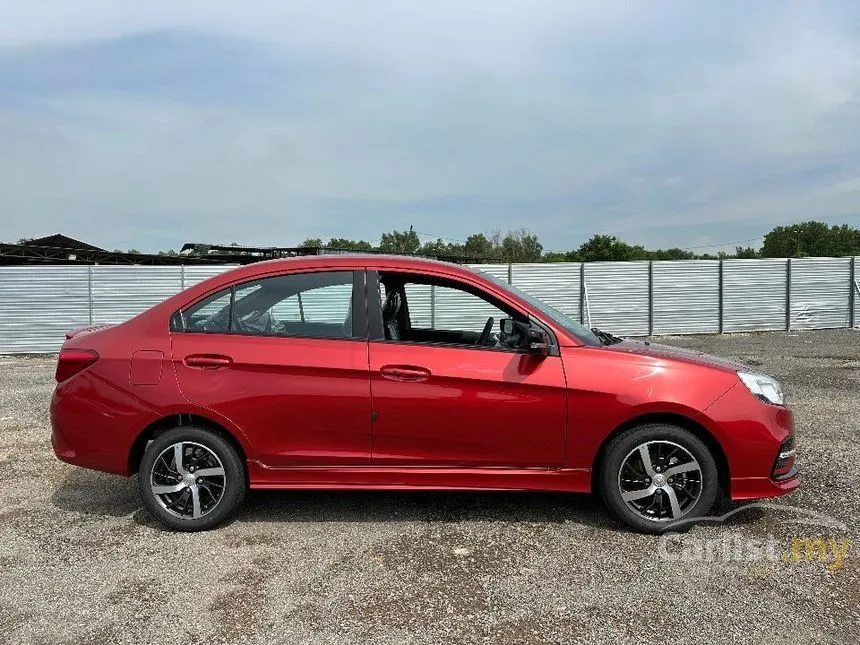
[138,426,245,532]
[599,424,719,534]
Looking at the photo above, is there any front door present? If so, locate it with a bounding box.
[367,272,567,467]
[170,269,372,467]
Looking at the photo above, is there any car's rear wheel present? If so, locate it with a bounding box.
[599,424,719,533]
[138,426,245,531]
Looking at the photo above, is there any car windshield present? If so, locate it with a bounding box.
[480,271,602,346]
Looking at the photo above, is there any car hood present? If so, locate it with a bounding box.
[602,339,749,372]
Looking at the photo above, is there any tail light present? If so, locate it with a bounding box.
[55,349,99,382]
[772,435,796,480]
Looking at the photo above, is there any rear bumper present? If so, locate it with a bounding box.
[51,396,129,475]
[50,374,156,476]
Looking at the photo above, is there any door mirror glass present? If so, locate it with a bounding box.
[500,317,515,336]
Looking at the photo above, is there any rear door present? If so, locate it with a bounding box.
[170,269,372,467]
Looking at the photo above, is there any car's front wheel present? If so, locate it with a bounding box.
[138,426,245,531]
[599,424,719,533]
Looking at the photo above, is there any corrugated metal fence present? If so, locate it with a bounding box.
[1,258,858,353]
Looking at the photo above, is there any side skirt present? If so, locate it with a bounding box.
[247,462,592,493]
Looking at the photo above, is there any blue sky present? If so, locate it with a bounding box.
[2,1,860,253]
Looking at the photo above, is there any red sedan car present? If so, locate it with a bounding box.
[51,255,798,532]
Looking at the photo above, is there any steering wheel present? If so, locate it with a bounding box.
[477,317,494,346]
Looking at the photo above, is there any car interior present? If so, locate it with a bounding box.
[379,274,529,350]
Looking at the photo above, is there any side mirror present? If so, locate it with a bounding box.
[501,318,549,355]
[527,326,549,355]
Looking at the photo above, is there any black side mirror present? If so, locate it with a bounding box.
[502,318,549,355]
[527,326,549,355]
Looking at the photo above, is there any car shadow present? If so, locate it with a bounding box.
[50,468,624,531]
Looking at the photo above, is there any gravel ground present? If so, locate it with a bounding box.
[1,330,858,644]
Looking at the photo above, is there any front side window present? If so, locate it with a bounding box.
[376,272,530,351]
[173,271,358,339]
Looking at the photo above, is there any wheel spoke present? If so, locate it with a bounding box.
[621,484,657,502]
[152,482,186,495]
[664,461,699,478]
[190,484,202,519]
[151,440,225,521]
[173,443,186,476]
[193,466,225,478]
[638,445,656,477]
[664,485,683,519]
[619,440,704,523]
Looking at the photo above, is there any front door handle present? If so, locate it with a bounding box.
[379,364,431,382]
[184,354,233,369]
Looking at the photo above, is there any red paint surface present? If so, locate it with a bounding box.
[51,255,798,501]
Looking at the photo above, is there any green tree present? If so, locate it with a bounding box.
[498,228,543,263]
[463,233,497,259]
[734,246,759,259]
[378,228,420,254]
[326,238,374,252]
[299,238,323,248]
[759,221,854,257]
[575,235,641,262]
[419,238,465,257]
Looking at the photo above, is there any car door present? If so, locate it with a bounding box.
[170,269,372,467]
[367,271,567,468]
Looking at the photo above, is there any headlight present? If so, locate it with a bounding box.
[737,371,786,406]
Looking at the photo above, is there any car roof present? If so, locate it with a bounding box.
[222,254,490,280]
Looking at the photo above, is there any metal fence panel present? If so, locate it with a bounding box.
[790,257,851,330]
[585,262,651,336]
[855,258,860,328]
[469,264,510,282]
[91,266,182,323]
[182,266,236,289]
[652,261,720,335]
[0,266,91,353]
[404,283,433,328]
[511,263,581,321]
[4,259,860,354]
[723,259,787,332]
[433,284,506,333]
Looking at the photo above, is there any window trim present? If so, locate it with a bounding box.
[170,269,368,341]
[367,270,559,355]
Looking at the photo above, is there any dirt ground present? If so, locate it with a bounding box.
[1,329,858,644]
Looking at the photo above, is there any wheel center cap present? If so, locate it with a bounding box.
[183,473,196,486]
[653,474,666,487]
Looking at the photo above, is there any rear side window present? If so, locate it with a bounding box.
[171,288,232,333]
[172,271,359,339]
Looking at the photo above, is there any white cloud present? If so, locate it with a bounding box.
[1,1,860,251]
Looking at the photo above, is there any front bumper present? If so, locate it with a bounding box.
[702,382,800,501]
[729,471,800,500]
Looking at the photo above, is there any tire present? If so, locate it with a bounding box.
[138,426,245,532]
[598,424,719,534]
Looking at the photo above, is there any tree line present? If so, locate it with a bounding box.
[298,220,860,263]
[14,220,858,261]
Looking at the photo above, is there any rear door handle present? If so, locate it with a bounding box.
[379,365,431,382]
[184,354,233,369]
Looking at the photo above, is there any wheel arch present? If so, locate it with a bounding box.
[128,413,249,478]
[591,412,730,494]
